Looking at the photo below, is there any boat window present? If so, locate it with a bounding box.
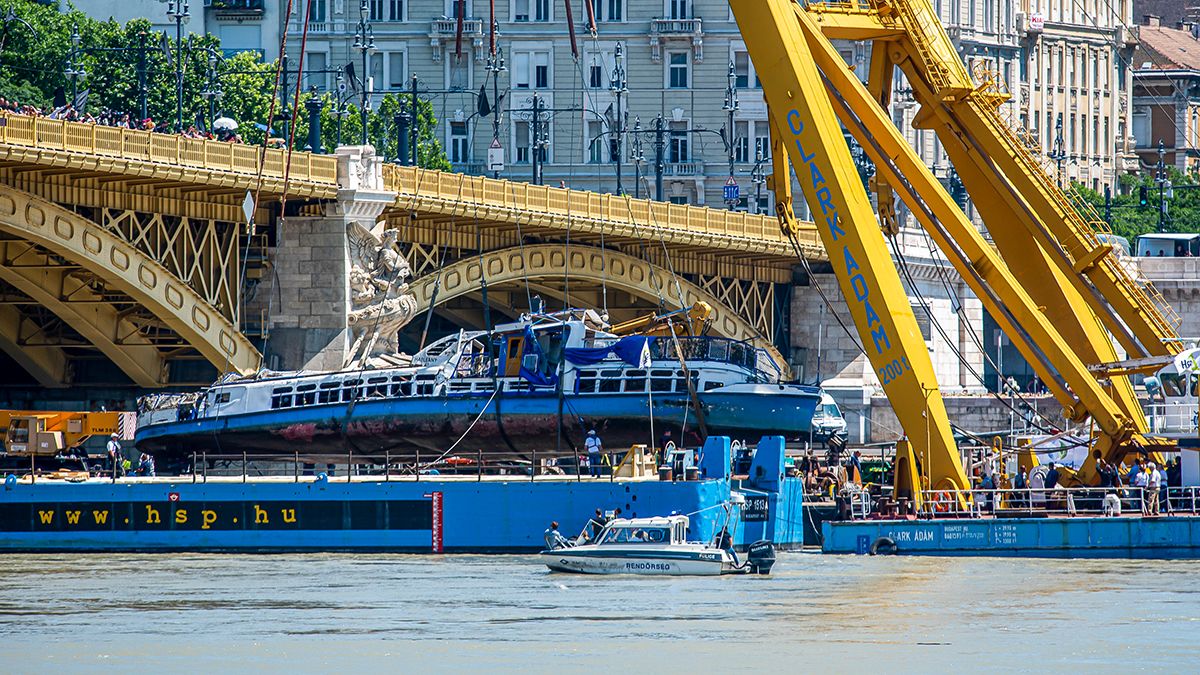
[651,369,674,392]
[708,339,729,362]
[598,372,622,392]
[270,387,294,409]
[624,372,646,392]
[317,382,340,404]
[295,384,317,406]
[213,392,231,404]
[1161,373,1188,398]
[600,526,670,544]
[577,370,597,393]
[391,380,412,396]
[704,380,722,391]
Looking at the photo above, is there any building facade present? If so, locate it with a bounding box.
[73,0,281,59]
[1131,15,1200,174]
[283,0,778,211]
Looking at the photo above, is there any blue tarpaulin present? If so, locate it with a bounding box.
[563,336,655,368]
[518,327,558,388]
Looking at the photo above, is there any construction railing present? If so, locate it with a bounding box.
[0,112,339,189]
[913,486,1160,518]
[382,163,824,259]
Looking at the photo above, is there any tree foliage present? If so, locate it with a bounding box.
[1073,169,1200,241]
[0,1,448,167]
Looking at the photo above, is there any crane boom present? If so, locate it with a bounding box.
[733,0,1184,488]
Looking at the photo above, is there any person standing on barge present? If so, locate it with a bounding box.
[585,430,604,478]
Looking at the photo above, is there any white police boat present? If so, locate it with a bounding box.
[540,515,776,576]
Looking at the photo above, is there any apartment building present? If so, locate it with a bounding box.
[1131,14,1200,174]
[283,0,780,211]
[81,0,281,59]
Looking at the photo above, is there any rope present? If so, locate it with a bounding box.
[415,385,501,470]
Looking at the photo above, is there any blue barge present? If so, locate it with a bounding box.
[0,437,803,553]
[822,516,1200,558]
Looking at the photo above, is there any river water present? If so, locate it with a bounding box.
[1,552,1195,672]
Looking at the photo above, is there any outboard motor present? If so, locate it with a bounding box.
[745,540,776,575]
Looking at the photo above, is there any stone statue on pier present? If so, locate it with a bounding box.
[345,220,418,367]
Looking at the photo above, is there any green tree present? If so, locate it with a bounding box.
[1073,169,1200,241]
[0,1,450,168]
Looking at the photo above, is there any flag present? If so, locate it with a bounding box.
[72,88,89,112]
[477,85,491,118]
[160,32,173,68]
[639,339,652,369]
[344,63,359,93]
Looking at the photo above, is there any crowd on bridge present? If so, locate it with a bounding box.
[0,98,245,143]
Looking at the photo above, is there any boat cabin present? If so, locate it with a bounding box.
[593,516,690,546]
[1136,233,1200,258]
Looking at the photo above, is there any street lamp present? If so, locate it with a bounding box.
[333,70,353,148]
[750,148,768,215]
[200,50,224,132]
[352,0,375,145]
[64,23,86,111]
[485,44,507,178]
[166,1,190,132]
[630,115,646,199]
[609,42,627,195]
[1048,114,1066,188]
[722,59,740,210]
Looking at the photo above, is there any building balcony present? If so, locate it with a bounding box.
[429,18,485,62]
[208,0,264,19]
[663,161,703,177]
[650,18,703,62]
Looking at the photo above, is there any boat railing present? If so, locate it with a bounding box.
[147,447,659,484]
[885,487,1171,519]
[1141,402,1198,435]
[583,335,779,379]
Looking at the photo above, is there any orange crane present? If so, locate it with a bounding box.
[1,410,128,456]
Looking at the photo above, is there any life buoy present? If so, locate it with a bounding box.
[932,491,952,513]
[869,536,898,556]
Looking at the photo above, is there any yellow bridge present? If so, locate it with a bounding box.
[0,112,822,387]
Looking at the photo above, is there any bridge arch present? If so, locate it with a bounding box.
[0,188,260,386]
[408,244,786,368]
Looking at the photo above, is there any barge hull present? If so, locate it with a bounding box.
[823,517,1200,558]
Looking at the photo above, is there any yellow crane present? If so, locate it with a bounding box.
[1,410,126,456]
[730,0,1179,498]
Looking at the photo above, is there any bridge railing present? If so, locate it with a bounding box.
[0,113,339,187]
[383,163,822,253]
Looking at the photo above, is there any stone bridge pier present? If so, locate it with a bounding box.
[264,146,398,371]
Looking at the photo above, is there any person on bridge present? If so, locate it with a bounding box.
[585,430,604,478]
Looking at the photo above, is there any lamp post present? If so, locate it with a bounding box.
[485,44,507,178]
[166,1,190,132]
[394,109,409,164]
[352,0,375,145]
[200,50,224,132]
[1156,139,1169,232]
[1048,114,1066,188]
[722,59,740,210]
[630,115,645,199]
[751,149,767,215]
[305,85,324,153]
[609,41,627,195]
[64,23,86,111]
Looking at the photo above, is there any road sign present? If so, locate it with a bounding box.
[241,191,255,225]
[723,176,740,203]
[488,138,505,172]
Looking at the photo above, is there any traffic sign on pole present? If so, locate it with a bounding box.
[723,176,740,203]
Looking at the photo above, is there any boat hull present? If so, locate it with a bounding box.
[540,549,735,575]
[136,386,821,462]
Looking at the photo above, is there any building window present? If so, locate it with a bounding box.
[306,52,328,91]
[589,62,603,88]
[535,0,550,21]
[515,122,531,163]
[587,120,604,163]
[669,0,689,20]
[597,0,623,21]
[310,0,327,23]
[733,51,759,89]
[389,0,404,21]
[449,53,469,90]
[669,195,689,205]
[450,122,469,163]
[668,52,689,89]
[368,0,384,20]
[449,0,470,18]
[387,52,406,90]
[513,50,550,89]
[669,121,689,162]
[513,0,530,21]
[370,52,384,93]
[734,121,749,163]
